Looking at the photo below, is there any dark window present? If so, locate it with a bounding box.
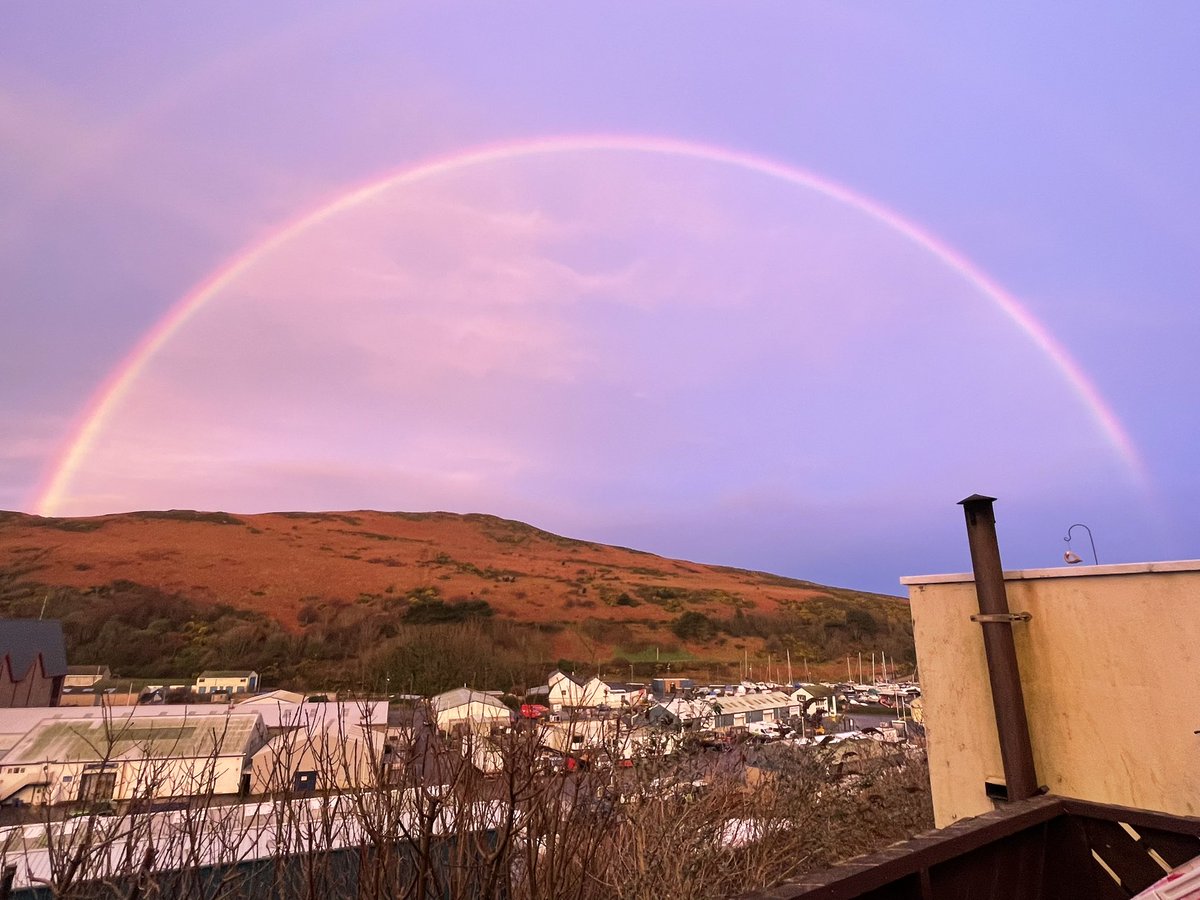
[79,771,116,803]
[293,770,317,792]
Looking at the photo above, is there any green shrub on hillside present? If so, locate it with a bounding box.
[672,611,717,641]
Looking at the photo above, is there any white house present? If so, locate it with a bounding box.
[194,670,260,696]
[429,688,513,735]
[547,671,600,711]
[547,671,648,712]
[594,680,647,708]
[790,684,835,715]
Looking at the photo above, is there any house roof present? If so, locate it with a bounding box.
[0,620,67,679]
[2,712,262,763]
[601,681,642,693]
[197,670,257,679]
[653,698,712,721]
[236,689,304,706]
[550,669,586,686]
[792,683,834,699]
[430,688,511,714]
[710,691,796,715]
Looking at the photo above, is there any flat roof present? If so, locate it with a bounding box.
[4,714,261,763]
[900,559,1200,586]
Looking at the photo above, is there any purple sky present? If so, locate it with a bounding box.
[3,5,1198,594]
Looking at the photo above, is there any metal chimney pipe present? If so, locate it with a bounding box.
[958,494,1039,801]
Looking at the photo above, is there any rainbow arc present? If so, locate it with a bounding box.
[34,135,1145,514]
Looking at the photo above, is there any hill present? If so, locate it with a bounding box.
[0,510,913,693]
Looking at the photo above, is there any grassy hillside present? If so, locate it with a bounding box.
[0,510,914,693]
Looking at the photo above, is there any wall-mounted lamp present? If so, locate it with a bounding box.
[1063,523,1098,566]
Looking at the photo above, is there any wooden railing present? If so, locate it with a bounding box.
[741,795,1200,900]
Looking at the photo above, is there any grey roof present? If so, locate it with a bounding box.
[0,620,67,679]
[709,691,797,715]
[4,713,262,763]
[601,681,642,693]
[430,688,511,714]
[197,670,257,679]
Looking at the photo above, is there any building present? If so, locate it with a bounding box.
[429,688,513,735]
[237,689,305,706]
[0,707,267,805]
[740,497,1200,899]
[0,620,67,708]
[63,666,111,688]
[902,556,1200,825]
[789,684,835,716]
[546,670,647,711]
[710,691,800,731]
[249,701,388,794]
[647,697,715,730]
[650,676,694,698]
[58,679,142,707]
[539,717,667,763]
[547,670,600,711]
[194,670,260,697]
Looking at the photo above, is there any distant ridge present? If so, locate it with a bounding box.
[0,509,914,690]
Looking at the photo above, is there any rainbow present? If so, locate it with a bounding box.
[34,134,1146,514]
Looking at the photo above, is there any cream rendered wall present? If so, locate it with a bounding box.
[903,560,1200,827]
[250,727,381,794]
[435,700,511,734]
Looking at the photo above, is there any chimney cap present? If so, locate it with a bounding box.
[958,494,998,506]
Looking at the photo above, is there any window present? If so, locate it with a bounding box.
[79,771,116,803]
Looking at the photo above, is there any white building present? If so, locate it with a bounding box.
[546,671,647,712]
[248,702,387,794]
[194,671,260,696]
[710,691,800,731]
[0,707,267,805]
[429,689,513,735]
[237,689,305,706]
[648,697,716,730]
[63,666,111,688]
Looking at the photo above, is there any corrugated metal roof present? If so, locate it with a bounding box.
[709,691,796,715]
[4,713,262,762]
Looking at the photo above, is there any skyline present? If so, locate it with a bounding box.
[3,5,1198,593]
